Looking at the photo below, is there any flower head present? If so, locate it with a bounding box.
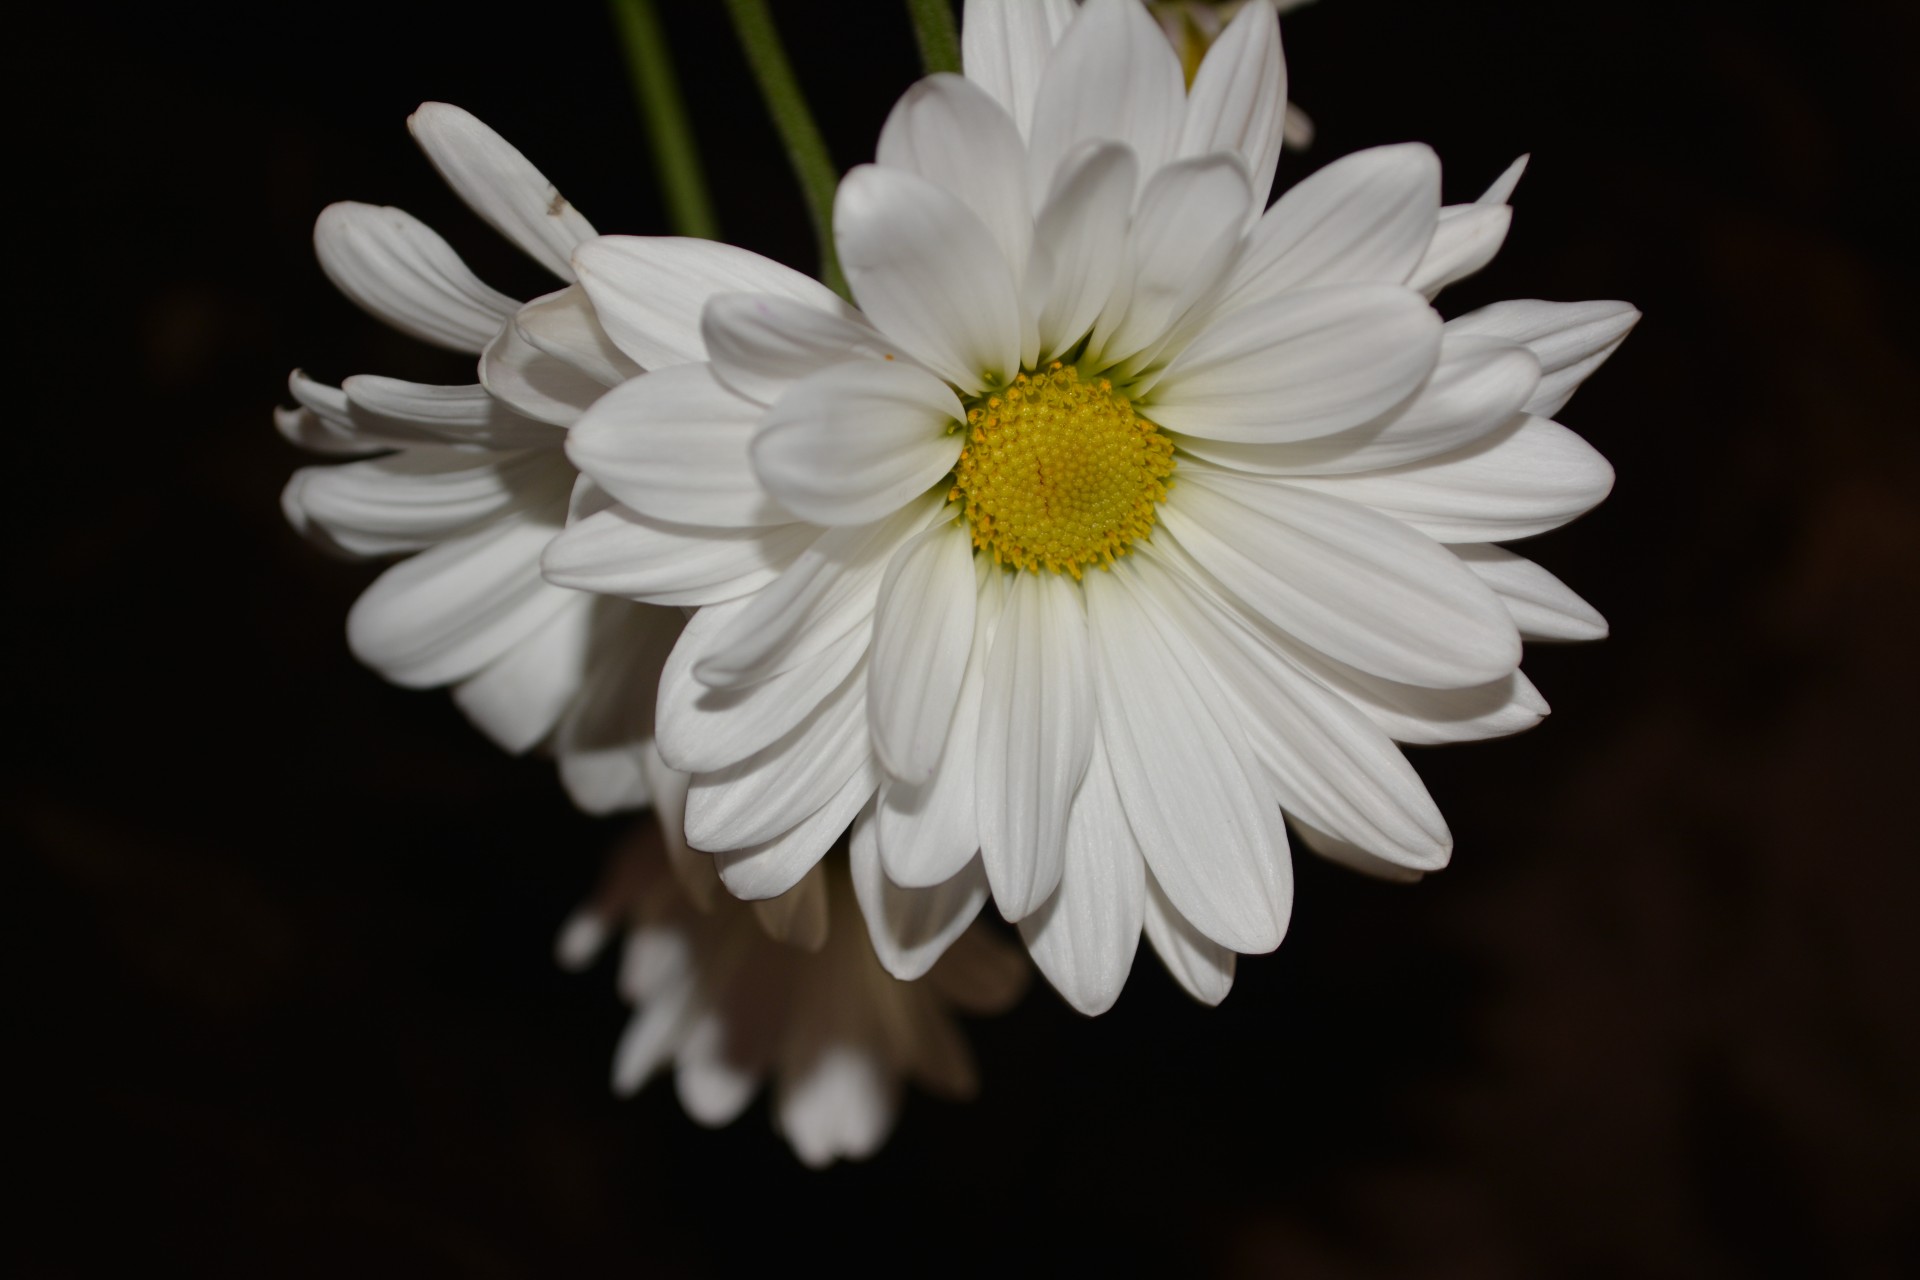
[559,826,1028,1167]
[279,104,685,815]
[555,0,1633,1015]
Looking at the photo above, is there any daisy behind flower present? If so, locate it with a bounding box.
[280,104,685,817]
[559,824,1027,1167]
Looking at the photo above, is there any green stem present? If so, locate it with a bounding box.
[609,0,720,239]
[722,0,848,296]
[905,0,962,74]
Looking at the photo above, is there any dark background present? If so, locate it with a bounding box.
[13,0,1917,1274]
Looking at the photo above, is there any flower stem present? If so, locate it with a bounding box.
[722,0,848,296]
[905,0,962,74]
[609,0,720,240]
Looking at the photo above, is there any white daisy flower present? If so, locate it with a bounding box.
[280,103,685,817]
[558,827,1028,1168]
[552,0,1634,1014]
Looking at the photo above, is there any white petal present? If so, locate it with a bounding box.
[654,596,869,774]
[286,369,357,428]
[558,720,651,815]
[1282,415,1615,543]
[835,165,1023,391]
[1453,543,1608,641]
[1215,144,1440,319]
[1029,141,1138,360]
[479,320,609,427]
[1026,0,1185,198]
[552,605,682,815]
[631,913,715,1015]
[960,0,1076,137]
[626,920,701,1007]
[555,905,613,972]
[341,375,560,450]
[451,593,596,753]
[514,285,642,387]
[868,522,978,783]
[694,493,943,689]
[346,507,580,688]
[620,916,698,1007]
[1177,0,1287,209]
[285,447,562,558]
[542,506,811,608]
[673,1006,765,1127]
[1174,334,1539,477]
[1289,651,1550,746]
[1290,817,1426,884]
[1445,299,1641,418]
[276,404,392,458]
[611,986,692,1095]
[702,292,898,407]
[1138,541,1451,870]
[713,762,881,901]
[877,73,1033,280]
[1410,204,1511,299]
[875,565,1004,887]
[1151,284,1441,443]
[1144,523,1542,746]
[877,770,983,885]
[751,863,830,952]
[751,359,963,527]
[685,659,876,852]
[851,810,990,981]
[574,235,851,369]
[566,364,791,528]
[1282,103,1314,151]
[1142,869,1236,1005]
[622,899,713,1001]
[1161,468,1521,687]
[1016,732,1144,1016]
[775,1038,898,1170]
[313,202,514,353]
[1090,153,1252,364]
[635,910,714,1013]
[975,570,1094,921]
[408,102,596,280]
[1085,561,1290,954]
[1407,157,1528,299]
[279,371,419,455]
[1479,154,1530,205]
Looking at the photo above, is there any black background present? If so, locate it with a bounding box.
[14,0,1918,1274]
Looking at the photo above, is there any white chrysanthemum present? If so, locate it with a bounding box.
[280,104,685,816]
[558,831,1028,1167]
[552,0,1634,1013]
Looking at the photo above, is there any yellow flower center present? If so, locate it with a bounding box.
[948,363,1176,579]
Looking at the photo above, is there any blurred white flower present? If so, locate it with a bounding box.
[553,0,1634,1015]
[558,828,1028,1167]
[279,105,683,817]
